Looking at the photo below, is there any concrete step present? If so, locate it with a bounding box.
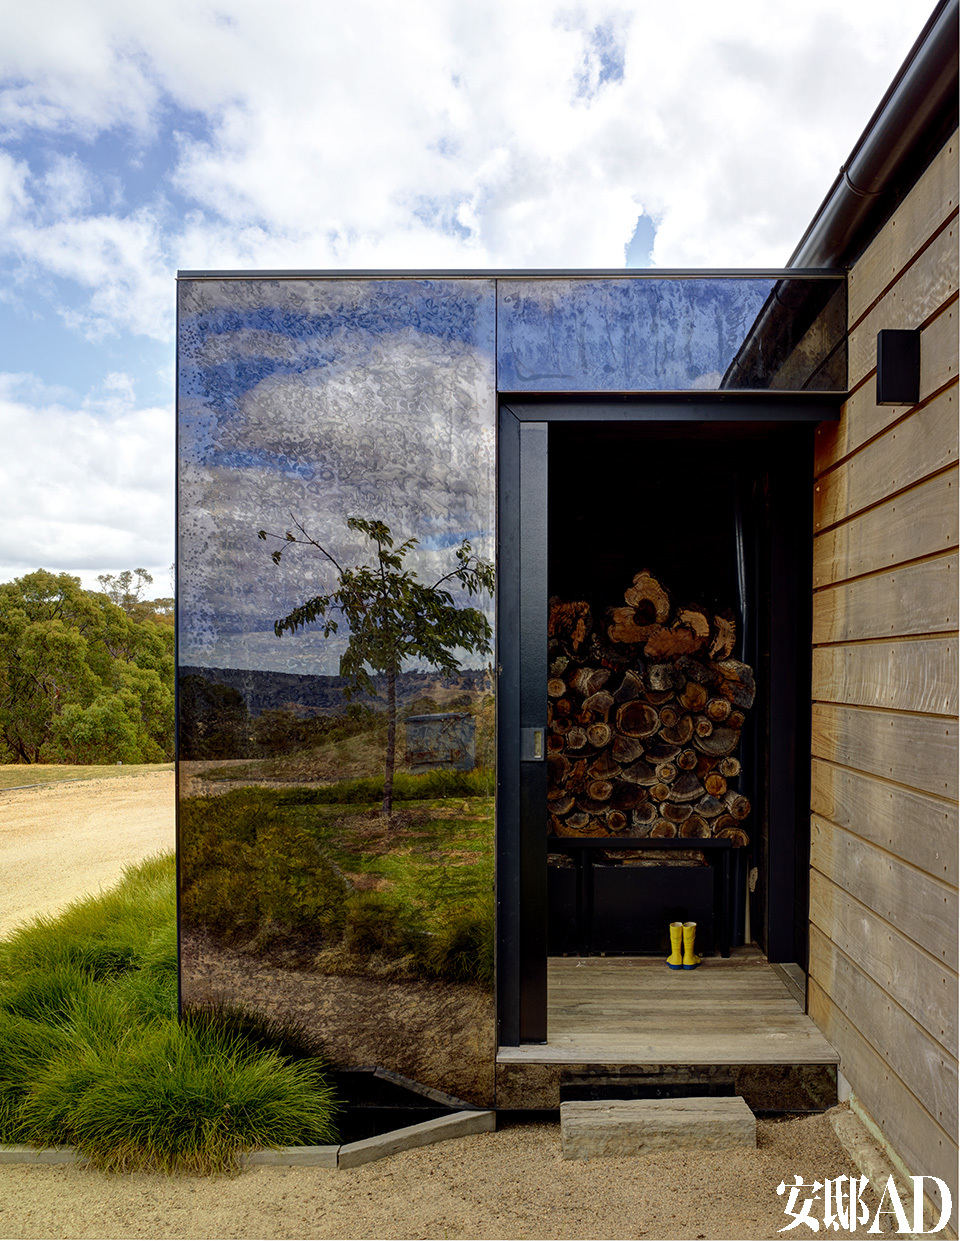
[560,1095,756,1158]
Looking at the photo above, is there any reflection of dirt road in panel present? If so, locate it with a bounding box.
[0,773,175,938]
[181,929,496,1107]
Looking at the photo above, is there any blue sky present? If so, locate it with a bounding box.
[0,0,928,593]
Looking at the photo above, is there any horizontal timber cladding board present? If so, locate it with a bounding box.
[807,978,958,1205]
[808,869,958,1052]
[919,302,958,397]
[810,702,958,800]
[848,222,959,390]
[812,637,959,715]
[809,925,959,1139]
[811,553,957,644]
[810,759,958,881]
[812,467,958,588]
[813,389,958,530]
[848,136,959,324]
[814,324,957,476]
[810,817,958,971]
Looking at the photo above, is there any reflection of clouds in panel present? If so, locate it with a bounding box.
[179,284,495,675]
[197,328,303,367]
[497,278,775,391]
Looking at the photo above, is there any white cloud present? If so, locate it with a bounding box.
[0,0,930,583]
[0,373,174,585]
[2,1,925,317]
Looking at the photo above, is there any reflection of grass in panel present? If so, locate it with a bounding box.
[195,728,387,784]
[180,783,494,985]
[194,693,495,787]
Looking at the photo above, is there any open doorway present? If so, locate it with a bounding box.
[497,401,819,1046]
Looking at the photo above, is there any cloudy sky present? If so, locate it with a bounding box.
[0,0,929,595]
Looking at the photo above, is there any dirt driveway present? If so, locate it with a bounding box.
[0,771,175,938]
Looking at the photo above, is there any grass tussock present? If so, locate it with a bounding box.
[0,855,338,1173]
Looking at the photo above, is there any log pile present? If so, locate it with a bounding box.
[547,571,755,848]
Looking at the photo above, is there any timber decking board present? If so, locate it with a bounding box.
[496,953,839,1066]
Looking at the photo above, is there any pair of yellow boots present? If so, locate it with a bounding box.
[666,921,700,970]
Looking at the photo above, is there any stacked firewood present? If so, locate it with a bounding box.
[547,571,755,847]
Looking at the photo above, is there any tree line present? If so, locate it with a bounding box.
[0,569,174,764]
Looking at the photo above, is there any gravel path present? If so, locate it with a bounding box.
[0,1110,892,1241]
[0,775,900,1239]
[0,772,175,937]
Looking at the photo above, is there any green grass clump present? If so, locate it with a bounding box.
[0,855,339,1173]
[0,853,174,979]
[18,1021,337,1174]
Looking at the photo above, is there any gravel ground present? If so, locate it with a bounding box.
[0,771,175,937]
[0,774,903,1240]
[0,1110,895,1241]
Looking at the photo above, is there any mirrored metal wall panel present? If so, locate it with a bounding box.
[177,278,497,1106]
[497,276,846,392]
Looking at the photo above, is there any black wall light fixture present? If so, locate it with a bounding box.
[876,328,922,405]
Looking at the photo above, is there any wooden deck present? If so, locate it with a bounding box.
[497,949,839,1066]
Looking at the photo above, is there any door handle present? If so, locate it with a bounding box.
[521,727,546,761]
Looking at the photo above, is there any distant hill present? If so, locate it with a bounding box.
[179,664,490,718]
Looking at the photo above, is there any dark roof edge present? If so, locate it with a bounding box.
[789,0,958,269]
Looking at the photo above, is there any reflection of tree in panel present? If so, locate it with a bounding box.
[259,516,494,816]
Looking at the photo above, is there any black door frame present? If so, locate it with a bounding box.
[496,394,838,1047]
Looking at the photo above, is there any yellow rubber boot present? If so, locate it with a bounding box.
[682,921,701,969]
[666,922,684,969]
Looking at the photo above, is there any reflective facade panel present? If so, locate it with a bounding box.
[497,276,846,392]
[177,278,497,1106]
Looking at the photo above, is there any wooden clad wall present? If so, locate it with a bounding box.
[809,133,959,1200]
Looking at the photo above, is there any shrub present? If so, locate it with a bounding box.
[422,902,495,987]
[179,792,348,943]
[343,891,427,959]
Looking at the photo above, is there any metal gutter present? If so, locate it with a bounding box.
[789,0,959,268]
